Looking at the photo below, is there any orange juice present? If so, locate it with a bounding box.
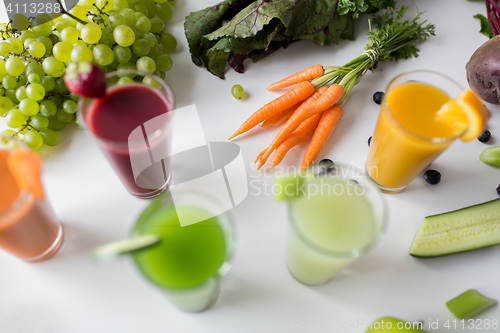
[0,140,63,262]
[366,72,463,191]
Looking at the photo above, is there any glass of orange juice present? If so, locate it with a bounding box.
[366,70,472,192]
[0,135,64,262]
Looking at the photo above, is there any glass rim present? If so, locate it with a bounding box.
[287,163,388,259]
[77,69,175,148]
[131,190,236,290]
[383,69,466,144]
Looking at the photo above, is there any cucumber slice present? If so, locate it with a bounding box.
[446,289,497,319]
[92,234,161,263]
[410,198,500,257]
[274,174,306,202]
[366,317,426,332]
[480,146,500,167]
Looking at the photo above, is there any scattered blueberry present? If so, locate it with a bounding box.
[373,91,385,105]
[478,129,491,143]
[423,169,441,185]
[465,62,468,70]
[368,136,372,146]
[318,159,335,175]
[349,179,359,184]
[497,185,500,196]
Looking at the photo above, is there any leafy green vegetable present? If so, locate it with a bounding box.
[185,0,395,79]
[474,14,494,39]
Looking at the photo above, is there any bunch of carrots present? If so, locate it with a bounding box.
[228,6,435,171]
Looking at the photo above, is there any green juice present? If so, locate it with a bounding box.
[133,205,227,289]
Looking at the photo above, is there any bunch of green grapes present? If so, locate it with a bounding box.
[0,0,177,149]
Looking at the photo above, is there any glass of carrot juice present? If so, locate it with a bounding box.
[366,70,466,193]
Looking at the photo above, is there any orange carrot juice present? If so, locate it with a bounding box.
[366,71,463,191]
[0,140,63,262]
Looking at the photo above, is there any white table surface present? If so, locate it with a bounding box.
[2,0,500,332]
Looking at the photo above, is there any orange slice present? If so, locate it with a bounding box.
[436,90,490,142]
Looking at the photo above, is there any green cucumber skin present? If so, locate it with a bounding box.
[410,198,500,258]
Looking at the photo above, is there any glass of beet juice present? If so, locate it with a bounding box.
[78,70,174,199]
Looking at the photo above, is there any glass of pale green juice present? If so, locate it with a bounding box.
[286,163,387,286]
[132,191,235,312]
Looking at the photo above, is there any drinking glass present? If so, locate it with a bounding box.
[366,70,464,193]
[78,70,174,199]
[286,164,387,286]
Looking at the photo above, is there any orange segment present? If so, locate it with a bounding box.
[6,150,45,199]
[436,89,489,142]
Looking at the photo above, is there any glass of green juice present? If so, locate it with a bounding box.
[131,191,235,312]
[285,163,387,286]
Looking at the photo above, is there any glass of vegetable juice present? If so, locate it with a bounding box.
[366,70,465,193]
[131,191,235,312]
[286,164,386,286]
[78,70,174,199]
[0,135,64,262]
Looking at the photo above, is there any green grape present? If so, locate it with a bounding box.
[5,90,18,103]
[48,95,63,108]
[62,100,78,114]
[135,16,151,33]
[143,76,162,89]
[55,18,77,33]
[153,0,168,4]
[156,2,174,22]
[54,78,68,93]
[40,100,58,117]
[41,76,56,92]
[70,93,80,102]
[7,37,23,53]
[109,13,126,28]
[81,23,102,44]
[131,2,148,16]
[15,86,28,102]
[160,33,177,52]
[93,44,114,66]
[19,30,37,43]
[149,17,164,34]
[113,0,128,11]
[142,0,157,19]
[0,96,14,115]
[16,75,26,88]
[78,0,96,9]
[76,22,85,32]
[36,36,53,52]
[137,56,156,73]
[57,108,75,123]
[0,129,18,138]
[142,32,156,47]
[5,57,25,76]
[27,73,40,84]
[24,129,43,149]
[148,44,162,58]
[130,27,142,40]
[25,63,45,78]
[0,59,6,75]
[38,14,54,25]
[23,38,36,49]
[69,5,88,21]
[61,27,81,44]
[130,53,139,63]
[134,12,146,20]
[39,129,60,146]
[6,109,27,128]
[74,40,87,48]
[100,27,115,46]
[28,41,46,58]
[231,84,244,99]
[113,45,132,63]
[120,8,136,26]
[11,14,30,31]
[96,0,115,12]
[19,99,39,116]
[113,25,135,47]
[26,83,45,101]
[42,57,65,78]
[155,54,172,72]
[53,42,74,62]
[48,34,60,46]
[32,16,53,37]
[2,75,17,90]
[132,39,151,57]
[117,77,134,85]
[0,42,14,56]
[117,62,137,77]
[48,116,65,131]
[71,44,93,62]
[128,0,138,5]
[31,114,49,130]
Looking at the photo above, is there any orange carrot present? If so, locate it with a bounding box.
[301,104,344,170]
[266,65,324,91]
[257,84,344,169]
[228,81,315,140]
[255,87,328,165]
[260,104,298,127]
[270,113,323,168]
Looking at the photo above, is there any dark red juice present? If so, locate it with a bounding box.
[85,84,172,198]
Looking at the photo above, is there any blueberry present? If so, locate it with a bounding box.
[423,169,441,185]
[497,184,500,196]
[368,136,372,146]
[478,129,491,143]
[373,91,385,105]
[318,159,335,175]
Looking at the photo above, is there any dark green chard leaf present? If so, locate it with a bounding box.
[473,14,494,39]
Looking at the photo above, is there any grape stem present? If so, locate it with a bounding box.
[55,0,88,25]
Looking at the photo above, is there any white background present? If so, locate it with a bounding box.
[1,0,500,332]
